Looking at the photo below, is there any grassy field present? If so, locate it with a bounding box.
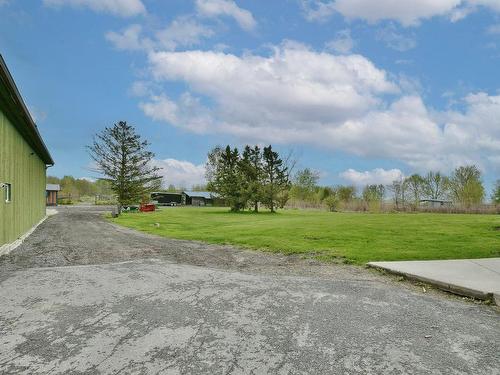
[111,207,500,264]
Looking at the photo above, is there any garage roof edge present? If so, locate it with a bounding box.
[0,54,54,165]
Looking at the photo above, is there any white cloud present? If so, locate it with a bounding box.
[146,42,398,129]
[152,158,206,188]
[155,16,214,50]
[195,0,257,31]
[137,42,499,174]
[128,80,153,97]
[301,0,336,22]
[486,24,500,34]
[301,0,500,26]
[105,24,153,51]
[471,0,500,12]
[376,26,417,51]
[43,0,146,17]
[325,29,355,54]
[334,0,461,26]
[140,93,214,134]
[340,168,404,186]
[106,17,213,52]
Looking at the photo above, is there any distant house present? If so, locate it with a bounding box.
[46,184,60,206]
[419,199,452,208]
[182,191,217,206]
[1,55,54,251]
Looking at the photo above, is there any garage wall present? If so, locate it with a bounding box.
[0,108,46,247]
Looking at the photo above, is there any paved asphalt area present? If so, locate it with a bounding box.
[0,206,499,374]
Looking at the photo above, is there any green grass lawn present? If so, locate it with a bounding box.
[111,207,500,264]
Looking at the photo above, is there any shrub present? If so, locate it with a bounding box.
[324,195,339,212]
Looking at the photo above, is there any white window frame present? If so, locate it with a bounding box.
[3,183,11,203]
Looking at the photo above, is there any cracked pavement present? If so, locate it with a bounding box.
[0,206,499,374]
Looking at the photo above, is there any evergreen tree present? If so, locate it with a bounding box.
[239,145,263,212]
[207,146,244,211]
[261,145,290,212]
[87,121,162,209]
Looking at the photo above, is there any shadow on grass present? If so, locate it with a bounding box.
[202,209,283,216]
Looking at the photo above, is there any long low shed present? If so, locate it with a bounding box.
[150,191,219,206]
[0,55,54,251]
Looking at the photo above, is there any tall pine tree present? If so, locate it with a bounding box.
[207,146,244,211]
[239,145,263,212]
[261,145,290,212]
[87,121,162,209]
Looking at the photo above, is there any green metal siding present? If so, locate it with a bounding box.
[0,108,46,246]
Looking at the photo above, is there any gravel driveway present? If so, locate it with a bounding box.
[0,206,499,374]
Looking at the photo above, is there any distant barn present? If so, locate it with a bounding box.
[182,191,216,206]
[46,184,60,206]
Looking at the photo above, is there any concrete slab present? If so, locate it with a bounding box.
[368,258,500,305]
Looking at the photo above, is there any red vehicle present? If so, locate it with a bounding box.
[139,203,156,212]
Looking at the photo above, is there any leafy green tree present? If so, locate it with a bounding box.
[94,179,113,196]
[60,175,78,199]
[423,171,449,200]
[362,184,385,212]
[324,193,339,212]
[291,168,320,202]
[75,178,96,196]
[317,186,333,202]
[362,184,385,202]
[404,174,425,207]
[87,121,162,209]
[449,165,485,207]
[388,179,404,209]
[493,180,500,205]
[335,185,356,204]
[47,176,60,184]
[261,145,290,212]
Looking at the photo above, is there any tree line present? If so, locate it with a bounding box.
[289,165,497,212]
[388,166,486,209]
[47,175,113,203]
[206,145,291,212]
[73,121,498,213]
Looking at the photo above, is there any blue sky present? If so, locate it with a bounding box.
[1,0,499,193]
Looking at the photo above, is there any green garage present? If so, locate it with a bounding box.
[0,55,54,252]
